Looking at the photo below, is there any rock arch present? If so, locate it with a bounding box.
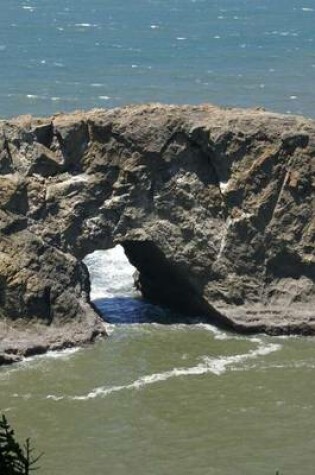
[0,104,314,362]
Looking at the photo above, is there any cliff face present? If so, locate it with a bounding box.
[0,104,314,363]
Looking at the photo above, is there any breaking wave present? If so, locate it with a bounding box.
[46,340,281,401]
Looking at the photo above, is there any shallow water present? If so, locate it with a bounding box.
[1,247,315,474]
[2,323,315,474]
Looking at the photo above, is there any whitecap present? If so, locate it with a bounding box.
[75,23,98,28]
[301,7,314,12]
[46,341,281,401]
[47,394,65,401]
[98,95,110,100]
[22,6,35,12]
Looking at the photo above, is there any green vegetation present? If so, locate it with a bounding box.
[0,415,42,474]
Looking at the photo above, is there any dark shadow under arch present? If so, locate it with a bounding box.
[85,241,229,327]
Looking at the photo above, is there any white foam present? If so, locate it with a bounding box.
[44,348,80,359]
[47,394,64,401]
[23,347,80,365]
[194,323,231,340]
[219,181,229,193]
[301,7,314,12]
[22,6,35,12]
[75,23,98,27]
[84,245,137,300]
[46,341,281,401]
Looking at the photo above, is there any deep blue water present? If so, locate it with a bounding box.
[0,0,314,118]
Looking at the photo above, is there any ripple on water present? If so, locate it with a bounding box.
[44,339,281,402]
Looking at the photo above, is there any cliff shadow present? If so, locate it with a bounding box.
[92,296,206,324]
[84,243,227,326]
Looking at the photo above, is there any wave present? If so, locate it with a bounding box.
[0,347,80,382]
[84,246,138,300]
[46,340,281,402]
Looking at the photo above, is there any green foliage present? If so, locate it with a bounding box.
[0,415,42,474]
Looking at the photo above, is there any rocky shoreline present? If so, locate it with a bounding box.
[0,104,314,364]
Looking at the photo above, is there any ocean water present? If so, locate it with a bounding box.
[0,0,315,118]
[1,1,315,474]
[1,247,315,474]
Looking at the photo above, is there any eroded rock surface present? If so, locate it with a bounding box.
[0,104,314,362]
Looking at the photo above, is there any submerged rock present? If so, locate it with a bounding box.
[0,104,314,362]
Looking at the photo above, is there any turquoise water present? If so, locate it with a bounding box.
[0,0,315,118]
[1,2,315,474]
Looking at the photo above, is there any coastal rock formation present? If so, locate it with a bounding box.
[0,104,314,363]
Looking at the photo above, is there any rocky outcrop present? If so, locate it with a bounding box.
[0,104,314,363]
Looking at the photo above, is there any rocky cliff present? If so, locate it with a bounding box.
[0,104,314,363]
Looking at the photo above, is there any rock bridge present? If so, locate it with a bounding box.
[0,104,314,363]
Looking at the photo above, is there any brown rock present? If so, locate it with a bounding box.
[0,104,314,364]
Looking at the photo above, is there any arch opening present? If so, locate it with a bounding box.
[83,241,222,325]
[83,244,177,324]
